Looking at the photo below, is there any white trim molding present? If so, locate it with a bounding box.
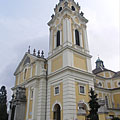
[52,101,62,111]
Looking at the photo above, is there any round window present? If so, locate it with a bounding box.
[98,82,102,87]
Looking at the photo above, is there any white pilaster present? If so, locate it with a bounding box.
[36,78,46,120]
[46,82,51,120]
[32,86,38,120]
[63,78,77,120]
[86,58,92,73]
[83,27,89,52]
[80,32,83,47]
[54,34,56,49]
[26,87,30,120]
[63,19,67,45]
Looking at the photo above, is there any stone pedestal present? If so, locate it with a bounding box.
[98,98,109,120]
[8,87,26,120]
[14,101,26,120]
[77,101,86,120]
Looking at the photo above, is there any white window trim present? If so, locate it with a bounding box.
[79,85,86,95]
[79,32,83,48]
[54,85,60,96]
[98,81,103,88]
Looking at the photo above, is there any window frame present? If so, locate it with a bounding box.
[75,29,80,46]
[79,85,86,95]
[98,82,103,87]
[54,85,60,96]
[71,6,75,11]
[56,30,60,47]
[59,7,62,12]
[30,89,34,100]
[24,68,27,80]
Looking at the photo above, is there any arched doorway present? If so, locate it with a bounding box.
[53,104,61,120]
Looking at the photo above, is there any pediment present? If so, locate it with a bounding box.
[14,53,36,75]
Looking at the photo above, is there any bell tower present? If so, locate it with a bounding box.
[48,0,91,74]
[47,0,94,120]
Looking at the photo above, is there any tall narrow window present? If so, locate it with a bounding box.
[75,29,80,46]
[56,31,60,47]
[24,69,27,80]
[105,96,109,108]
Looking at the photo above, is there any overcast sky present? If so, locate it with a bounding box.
[0,0,119,101]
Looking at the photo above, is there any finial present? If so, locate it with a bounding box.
[37,50,40,58]
[28,46,30,53]
[64,1,68,6]
[33,49,36,56]
[80,11,84,16]
[12,94,14,100]
[59,0,63,2]
[98,54,99,58]
[41,50,44,58]
[51,14,54,19]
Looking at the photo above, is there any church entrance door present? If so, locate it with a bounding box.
[53,104,61,120]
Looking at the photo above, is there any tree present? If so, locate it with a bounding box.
[87,88,100,120]
[0,86,8,120]
[112,117,120,120]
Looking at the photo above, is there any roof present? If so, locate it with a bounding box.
[112,71,120,78]
[92,67,112,74]
[93,67,120,79]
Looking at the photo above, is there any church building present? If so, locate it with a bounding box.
[8,0,120,120]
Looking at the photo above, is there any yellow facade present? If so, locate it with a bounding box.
[105,72,109,78]
[50,83,63,120]
[75,17,79,24]
[98,72,104,77]
[81,28,85,48]
[26,67,31,80]
[20,72,23,84]
[15,75,18,86]
[32,64,36,77]
[28,99,33,119]
[77,116,86,120]
[99,114,107,120]
[114,81,118,88]
[99,92,102,98]
[74,54,87,71]
[11,0,120,119]
[51,55,63,72]
[107,82,111,88]
[113,93,120,108]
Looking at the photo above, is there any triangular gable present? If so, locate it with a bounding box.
[14,53,37,75]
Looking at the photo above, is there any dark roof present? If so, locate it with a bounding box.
[93,68,120,79]
[112,71,120,78]
[92,67,111,74]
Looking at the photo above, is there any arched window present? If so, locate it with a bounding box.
[71,6,75,11]
[24,69,27,80]
[75,29,80,46]
[56,31,60,47]
[59,7,62,12]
